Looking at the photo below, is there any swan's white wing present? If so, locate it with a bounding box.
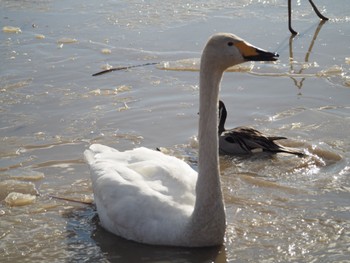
[84,144,197,244]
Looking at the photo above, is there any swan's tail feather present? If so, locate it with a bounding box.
[84,148,95,164]
[84,144,119,164]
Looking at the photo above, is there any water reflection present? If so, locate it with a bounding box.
[288,20,327,92]
[94,226,225,262]
[64,206,226,263]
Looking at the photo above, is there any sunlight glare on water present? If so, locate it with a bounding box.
[1,0,350,262]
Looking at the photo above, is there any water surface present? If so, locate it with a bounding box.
[1,0,350,262]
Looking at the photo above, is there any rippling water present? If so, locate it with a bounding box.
[1,0,350,262]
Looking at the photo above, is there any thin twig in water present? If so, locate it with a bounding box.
[49,194,93,205]
[92,62,158,76]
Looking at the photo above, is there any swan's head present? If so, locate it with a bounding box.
[202,33,279,71]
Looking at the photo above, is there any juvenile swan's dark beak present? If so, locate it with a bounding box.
[236,41,279,62]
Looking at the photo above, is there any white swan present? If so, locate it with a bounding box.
[84,33,278,247]
[218,100,304,156]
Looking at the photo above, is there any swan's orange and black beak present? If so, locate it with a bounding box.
[236,41,279,62]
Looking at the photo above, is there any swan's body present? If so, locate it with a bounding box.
[84,33,278,247]
[218,100,304,156]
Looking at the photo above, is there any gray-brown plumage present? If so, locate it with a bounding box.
[218,100,304,156]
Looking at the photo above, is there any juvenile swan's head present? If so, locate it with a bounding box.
[201,33,279,71]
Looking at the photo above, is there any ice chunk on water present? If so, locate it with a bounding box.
[5,192,36,206]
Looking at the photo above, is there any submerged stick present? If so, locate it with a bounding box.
[49,194,93,205]
[288,0,329,35]
[92,62,158,76]
[308,0,329,21]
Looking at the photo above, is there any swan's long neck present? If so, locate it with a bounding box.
[187,54,226,246]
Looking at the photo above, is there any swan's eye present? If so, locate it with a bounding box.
[227,42,234,47]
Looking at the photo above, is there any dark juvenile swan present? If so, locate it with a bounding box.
[84,33,278,247]
[218,100,304,157]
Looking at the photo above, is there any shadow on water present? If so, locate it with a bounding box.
[64,206,225,263]
[288,20,327,92]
